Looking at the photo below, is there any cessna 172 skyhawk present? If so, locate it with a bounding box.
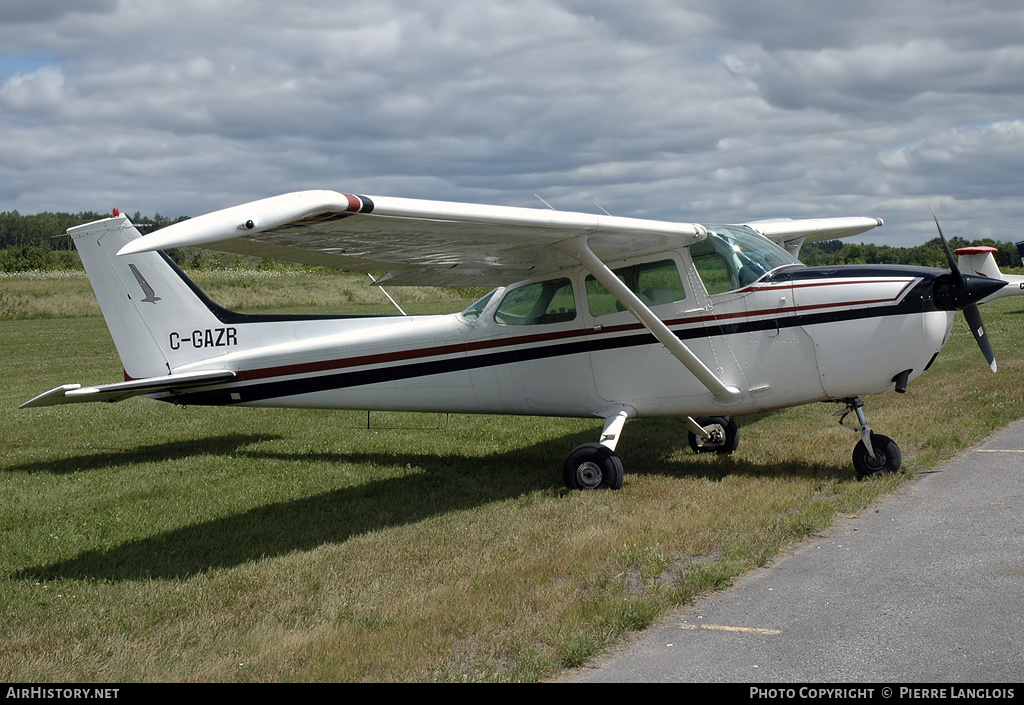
[21,191,1006,488]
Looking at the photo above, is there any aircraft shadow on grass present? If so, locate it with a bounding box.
[6,433,276,475]
[11,420,845,583]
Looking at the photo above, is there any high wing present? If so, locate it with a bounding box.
[743,217,884,256]
[113,192,887,406]
[118,191,707,286]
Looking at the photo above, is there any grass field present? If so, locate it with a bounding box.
[3,269,1024,682]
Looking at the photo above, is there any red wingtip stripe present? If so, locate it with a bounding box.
[342,194,374,213]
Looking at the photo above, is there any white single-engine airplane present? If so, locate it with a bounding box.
[21,191,1007,488]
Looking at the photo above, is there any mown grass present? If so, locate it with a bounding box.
[0,269,485,319]
[2,272,1024,682]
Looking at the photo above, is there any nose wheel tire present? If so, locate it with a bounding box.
[687,416,739,454]
[852,434,901,478]
[563,442,624,490]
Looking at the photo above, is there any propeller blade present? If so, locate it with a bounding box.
[963,303,997,372]
[931,211,1001,372]
[932,212,967,289]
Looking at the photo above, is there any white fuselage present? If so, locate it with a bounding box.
[167,253,955,420]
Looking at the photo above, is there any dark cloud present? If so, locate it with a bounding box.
[0,0,116,24]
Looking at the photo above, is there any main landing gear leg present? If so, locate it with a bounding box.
[563,407,629,490]
[837,397,902,479]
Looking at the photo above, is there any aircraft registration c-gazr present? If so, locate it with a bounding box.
[21,191,1007,488]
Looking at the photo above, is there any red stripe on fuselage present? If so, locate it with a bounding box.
[229,278,919,384]
[233,327,588,382]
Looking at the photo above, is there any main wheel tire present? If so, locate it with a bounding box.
[852,434,902,478]
[563,442,624,490]
[687,416,740,454]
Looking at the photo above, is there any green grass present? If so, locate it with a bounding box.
[0,269,484,319]
[3,273,1024,682]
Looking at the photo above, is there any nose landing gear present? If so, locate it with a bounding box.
[837,397,902,478]
[685,416,740,455]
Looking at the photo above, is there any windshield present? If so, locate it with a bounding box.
[461,288,499,321]
[690,225,801,293]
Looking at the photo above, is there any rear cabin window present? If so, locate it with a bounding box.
[585,259,686,317]
[494,278,577,325]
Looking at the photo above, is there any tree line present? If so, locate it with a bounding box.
[800,237,1022,269]
[0,211,187,272]
[1,210,1021,273]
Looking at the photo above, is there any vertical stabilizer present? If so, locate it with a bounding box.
[955,246,1002,280]
[70,215,227,379]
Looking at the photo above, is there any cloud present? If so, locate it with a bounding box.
[0,0,116,25]
[0,0,1021,246]
[0,65,66,113]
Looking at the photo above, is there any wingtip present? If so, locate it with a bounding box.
[116,239,150,257]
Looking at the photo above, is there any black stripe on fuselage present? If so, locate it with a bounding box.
[170,269,944,406]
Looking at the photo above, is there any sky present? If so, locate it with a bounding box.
[1,0,1023,246]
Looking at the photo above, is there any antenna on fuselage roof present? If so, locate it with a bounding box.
[367,273,407,316]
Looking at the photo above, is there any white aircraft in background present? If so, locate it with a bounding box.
[955,245,1024,302]
[21,191,1006,488]
[754,216,1024,305]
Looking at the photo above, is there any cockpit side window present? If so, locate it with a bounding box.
[494,278,576,325]
[690,248,735,295]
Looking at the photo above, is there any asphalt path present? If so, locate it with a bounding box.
[558,420,1024,683]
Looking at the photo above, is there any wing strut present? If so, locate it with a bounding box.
[367,273,407,315]
[556,237,744,406]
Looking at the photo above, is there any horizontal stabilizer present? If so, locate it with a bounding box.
[20,370,236,408]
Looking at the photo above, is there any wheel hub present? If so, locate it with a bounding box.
[864,448,887,471]
[575,461,603,489]
[698,425,724,449]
